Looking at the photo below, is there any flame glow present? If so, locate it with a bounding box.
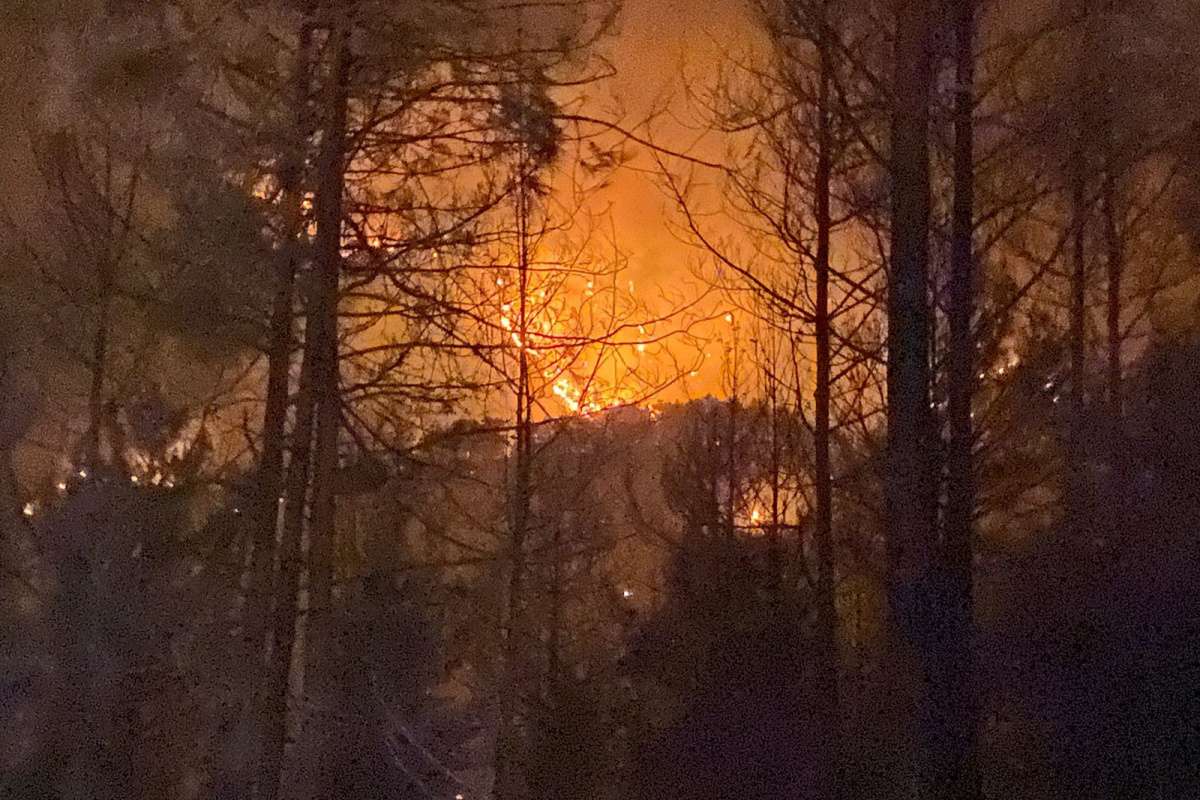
[549,372,631,416]
[493,267,647,417]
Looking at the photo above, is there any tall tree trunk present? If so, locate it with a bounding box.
[767,366,784,595]
[812,11,842,795]
[1066,0,1092,544]
[86,268,112,470]
[307,19,351,613]
[1093,0,1121,422]
[255,15,351,800]
[85,146,118,470]
[1100,137,1126,545]
[546,519,563,693]
[939,0,983,796]
[1099,107,1126,548]
[1102,167,1122,420]
[885,0,937,791]
[87,143,139,472]
[1068,131,1088,542]
[247,19,314,660]
[726,338,740,540]
[493,160,535,800]
[256,328,316,800]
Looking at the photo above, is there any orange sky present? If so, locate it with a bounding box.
[606,0,751,278]
[595,0,757,398]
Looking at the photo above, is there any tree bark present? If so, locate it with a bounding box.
[885,0,936,635]
[885,0,938,791]
[1068,128,1088,543]
[247,19,313,660]
[1066,0,1093,543]
[255,14,350,799]
[86,275,111,471]
[493,156,535,800]
[812,10,842,795]
[1102,167,1122,420]
[939,0,983,795]
[255,325,315,800]
[767,368,784,596]
[307,18,352,613]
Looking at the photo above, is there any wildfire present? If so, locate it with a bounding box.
[549,372,633,416]
[494,268,647,417]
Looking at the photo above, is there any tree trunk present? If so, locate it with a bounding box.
[885,0,936,639]
[255,15,350,800]
[885,0,938,790]
[939,0,983,795]
[493,160,535,800]
[1066,0,1093,545]
[247,19,313,660]
[307,19,351,613]
[726,373,739,540]
[547,519,563,693]
[812,13,842,796]
[86,268,112,470]
[767,368,784,596]
[255,332,316,800]
[1102,167,1122,420]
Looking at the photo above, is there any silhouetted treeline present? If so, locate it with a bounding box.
[2,1,1200,799]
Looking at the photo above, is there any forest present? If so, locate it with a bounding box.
[1,0,1198,798]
